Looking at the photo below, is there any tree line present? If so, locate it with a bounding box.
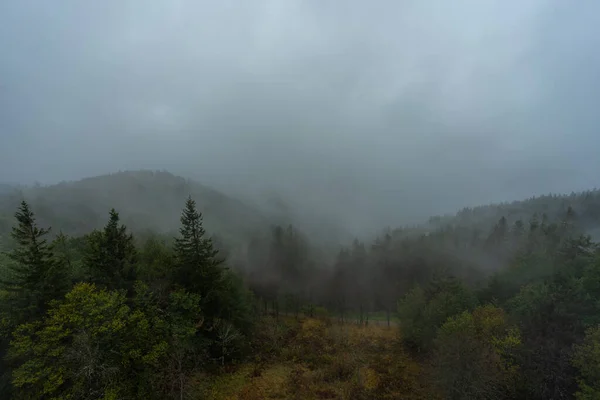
[239,201,600,399]
[2,188,600,398]
[0,197,253,399]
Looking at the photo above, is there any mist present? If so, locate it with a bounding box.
[2,0,600,234]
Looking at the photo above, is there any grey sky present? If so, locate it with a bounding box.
[1,0,600,232]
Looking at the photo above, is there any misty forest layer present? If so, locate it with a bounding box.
[1,171,600,399]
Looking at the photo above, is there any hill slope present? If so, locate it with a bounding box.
[0,170,268,247]
[423,189,600,235]
[2,170,600,253]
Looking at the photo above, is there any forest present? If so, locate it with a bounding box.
[1,172,600,399]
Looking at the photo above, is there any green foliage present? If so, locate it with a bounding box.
[137,234,176,298]
[51,231,82,283]
[174,197,222,301]
[9,282,136,399]
[171,197,256,369]
[216,270,256,335]
[398,277,477,350]
[481,252,554,305]
[8,282,206,400]
[396,285,427,346]
[84,209,137,291]
[6,174,600,399]
[505,246,600,399]
[573,325,600,400]
[1,201,69,318]
[431,306,520,400]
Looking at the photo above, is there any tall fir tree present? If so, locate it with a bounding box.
[1,201,68,316]
[174,197,223,313]
[85,208,137,291]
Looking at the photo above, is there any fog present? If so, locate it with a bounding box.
[1,0,600,234]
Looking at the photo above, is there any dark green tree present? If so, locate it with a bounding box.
[84,208,137,291]
[431,306,521,400]
[573,324,600,399]
[137,234,176,300]
[8,282,206,400]
[0,202,69,399]
[173,197,254,364]
[398,276,477,351]
[1,201,68,316]
[174,197,223,312]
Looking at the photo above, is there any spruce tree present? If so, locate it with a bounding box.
[174,197,223,311]
[85,208,137,291]
[1,201,68,315]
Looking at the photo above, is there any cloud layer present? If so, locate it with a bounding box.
[2,0,600,232]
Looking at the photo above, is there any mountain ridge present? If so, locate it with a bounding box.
[3,170,600,250]
[0,170,268,249]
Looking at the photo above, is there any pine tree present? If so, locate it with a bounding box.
[174,197,223,305]
[1,201,68,315]
[85,208,137,290]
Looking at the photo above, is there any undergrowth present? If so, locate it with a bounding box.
[195,316,430,399]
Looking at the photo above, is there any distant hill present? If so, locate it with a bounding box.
[423,189,600,238]
[3,170,600,254]
[0,170,269,249]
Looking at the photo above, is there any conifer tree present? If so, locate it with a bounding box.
[85,208,137,290]
[174,197,223,307]
[1,201,68,315]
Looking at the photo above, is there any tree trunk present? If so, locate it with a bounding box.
[359,304,363,325]
[386,308,390,328]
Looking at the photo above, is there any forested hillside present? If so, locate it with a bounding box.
[2,177,600,399]
[427,189,600,236]
[0,171,268,251]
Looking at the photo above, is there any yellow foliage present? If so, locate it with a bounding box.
[360,367,380,390]
[300,318,326,338]
[237,364,291,400]
[197,316,430,400]
[197,366,253,400]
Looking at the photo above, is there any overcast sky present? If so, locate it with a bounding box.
[1,0,600,231]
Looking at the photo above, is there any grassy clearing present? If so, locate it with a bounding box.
[339,311,401,325]
[195,316,430,400]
